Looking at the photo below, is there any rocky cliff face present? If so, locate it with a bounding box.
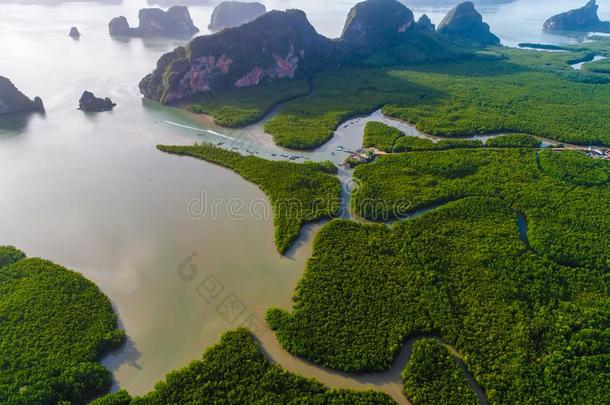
[543,1,610,32]
[0,77,44,115]
[140,9,335,103]
[109,6,199,38]
[78,91,116,112]
[208,1,266,31]
[418,14,435,31]
[437,1,500,45]
[140,0,492,104]
[109,16,131,36]
[341,0,415,47]
[339,0,463,63]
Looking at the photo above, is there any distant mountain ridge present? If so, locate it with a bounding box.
[140,0,500,104]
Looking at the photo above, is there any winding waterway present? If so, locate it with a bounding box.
[1,0,607,401]
[571,55,608,70]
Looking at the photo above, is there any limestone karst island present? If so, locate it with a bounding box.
[0,0,609,404]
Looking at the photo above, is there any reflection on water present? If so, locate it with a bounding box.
[0,0,603,397]
[0,111,44,136]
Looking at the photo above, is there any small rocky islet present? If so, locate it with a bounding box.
[78,91,116,112]
[69,26,80,38]
[544,0,610,32]
[109,5,199,38]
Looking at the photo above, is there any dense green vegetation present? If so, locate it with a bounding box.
[517,43,572,51]
[485,133,541,148]
[90,390,132,405]
[0,245,25,268]
[566,52,598,66]
[263,69,431,149]
[363,121,484,152]
[363,122,543,152]
[262,42,610,149]
[352,149,610,269]
[187,79,310,127]
[435,138,483,150]
[393,135,436,152]
[539,149,610,186]
[582,58,610,74]
[0,248,125,404]
[394,136,483,152]
[402,339,478,405]
[363,121,404,152]
[120,328,394,404]
[157,143,341,253]
[267,195,610,403]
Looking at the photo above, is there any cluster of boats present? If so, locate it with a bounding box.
[586,147,610,160]
[271,153,309,161]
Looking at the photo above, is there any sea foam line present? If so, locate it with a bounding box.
[164,121,236,141]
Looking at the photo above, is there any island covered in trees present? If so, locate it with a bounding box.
[0,246,125,403]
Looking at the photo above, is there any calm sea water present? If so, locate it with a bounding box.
[0,0,605,396]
